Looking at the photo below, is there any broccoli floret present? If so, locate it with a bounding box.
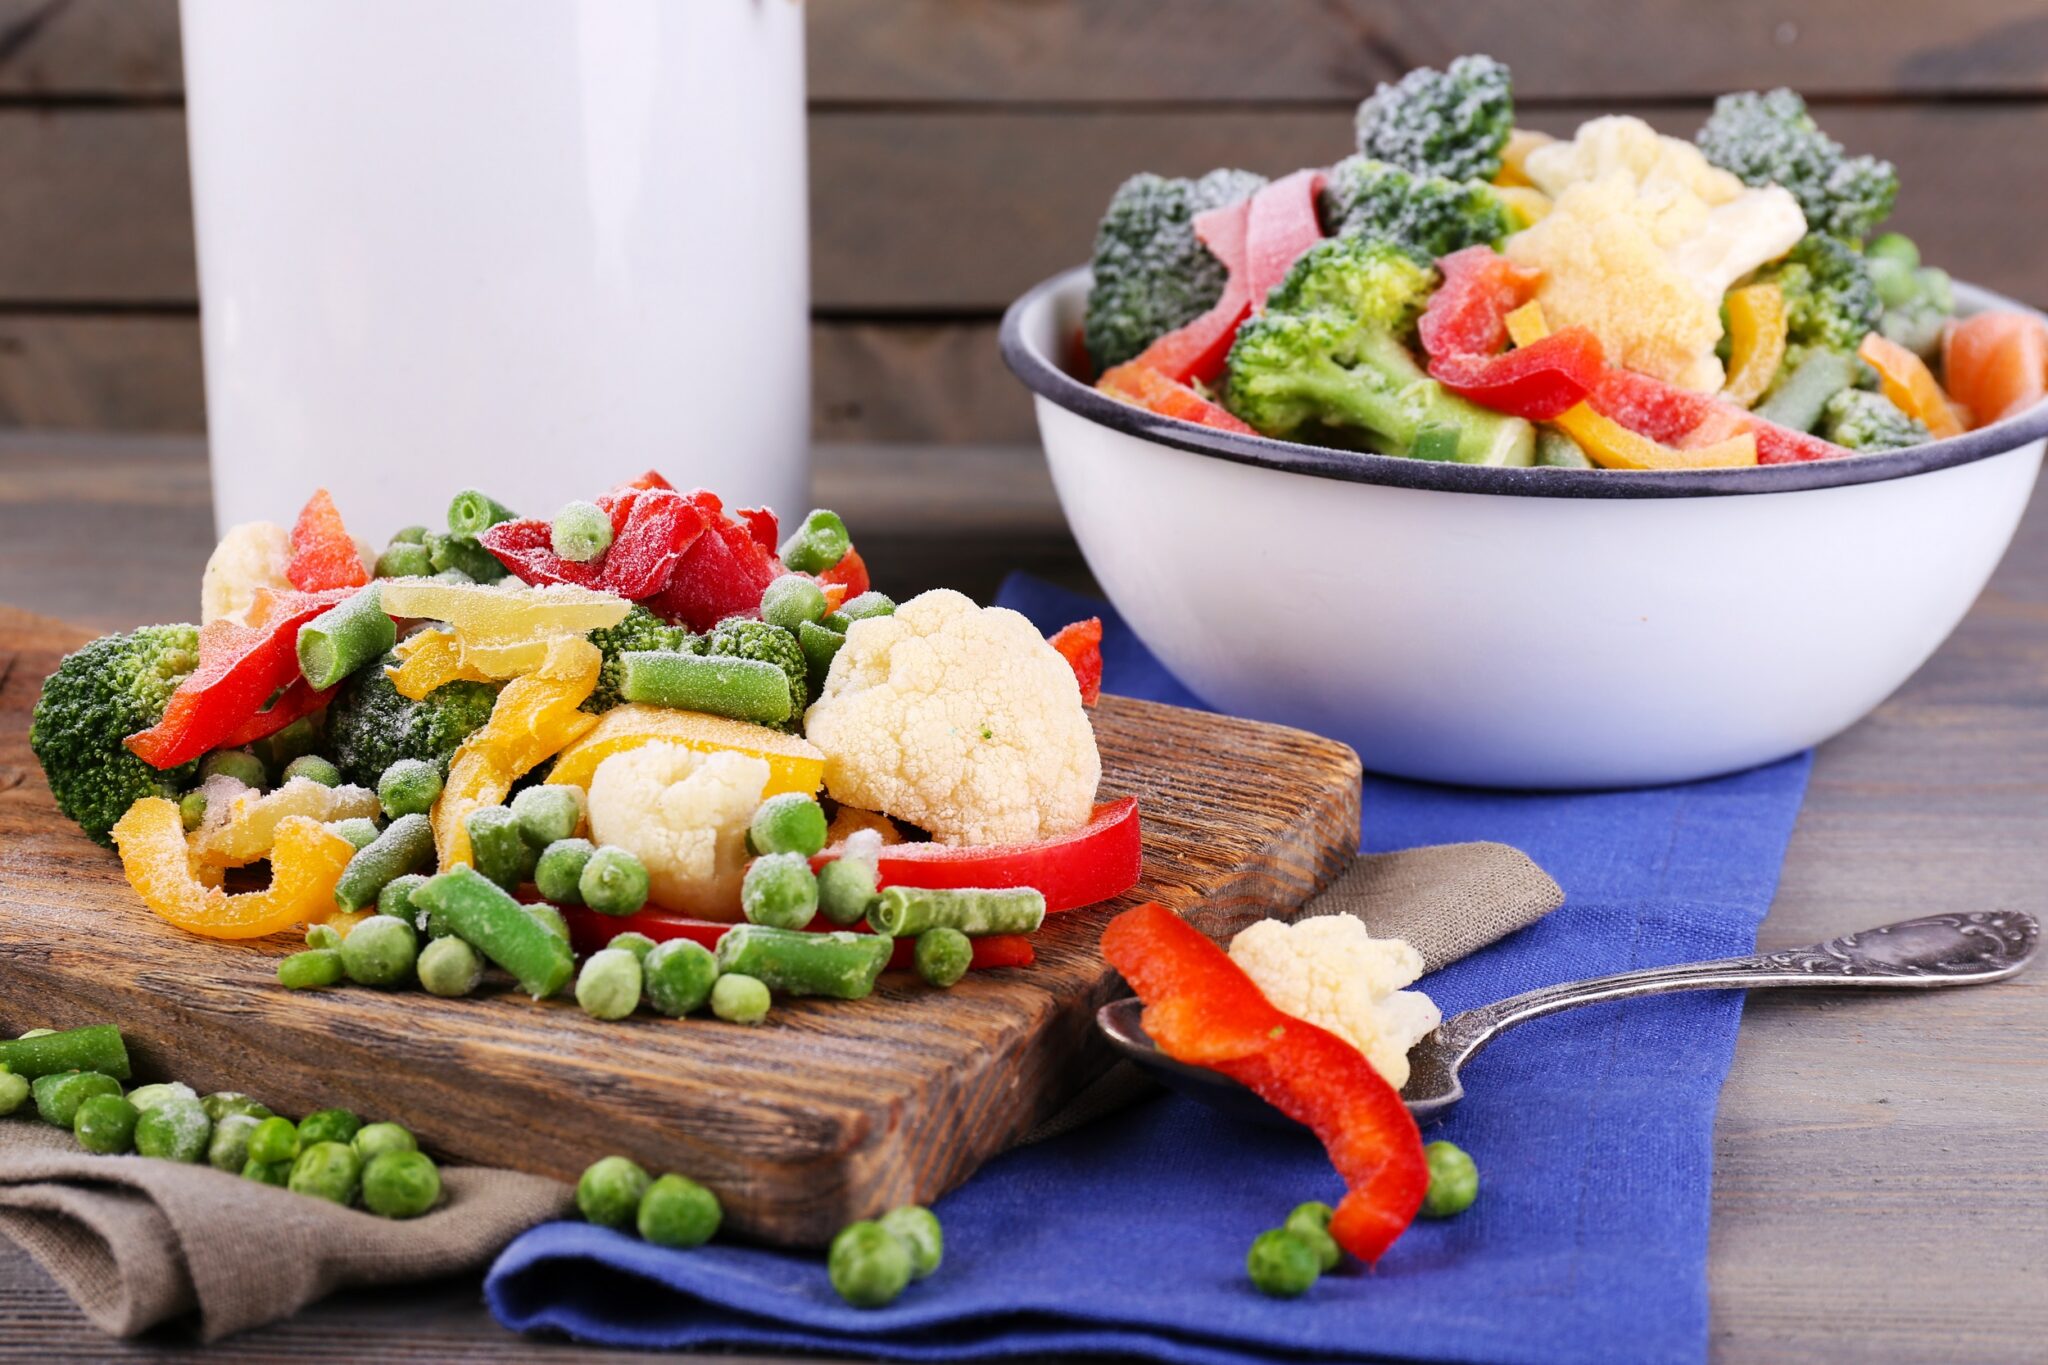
[705,619,808,730]
[1082,168,1267,371]
[1819,388,1930,452]
[1352,55,1513,183]
[585,604,697,714]
[29,624,201,846]
[1318,156,1514,262]
[324,653,498,788]
[1222,235,1534,464]
[1755,233,1881,366]
[1696,89,1897,242]
[1864,233,1953,361]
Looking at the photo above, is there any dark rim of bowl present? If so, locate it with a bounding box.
[999,266,2048,500]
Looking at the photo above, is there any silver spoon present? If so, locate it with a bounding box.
[1097,909,2038,1128]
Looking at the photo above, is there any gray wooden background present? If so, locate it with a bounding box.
[2,0,2046,443]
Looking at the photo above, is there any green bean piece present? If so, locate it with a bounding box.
[748,793,828,858]
[33,1071,121,1127]
[0,1025,129,1081]
[760,574,827,631]
[815,857,880,927]
[199,747,268,790]
[288,1141,363,1206]
[828,1220,912,1308]
[868,886,1045,938]
[1420,1140,1479,1217]
[74,1094,140,1154]
[878,1205,944,1280]
[534,838,595,904]
[134,1096,211,1162]
[416,935,484,997]
[179,789,208,832]
[298,584,398,691]
[777,509,851,575]
[715,925,890,1000]
[1246,1228,1320,1297]
[377,758,443,819]
[642,939,718,1018]
[575,949,643,1021]
[820,592,895,634]
[579,845,649,916]
[511,785,583,848]
[305,923,342,950]
[334,812,436,913]
[638,1174,722,1248]
[914,928,972,988]
[352,1121,418,1163]
[550,500,613,562]
[375,541,434,579]
[796,619,846,696]
[253,715,321,771]
[282,754,343,787]
[467,805,539,893]
[1283,1201,1342,1271]
[576,1155,652,1228]
[201,1091,272,1122]
[297,1108,362,1147]
[414,866,575,999]
[247,1115,300,1165]
[447,488,518,536]
[340,916,418,988]
[0,1070,25,1117]
[389,524,430,546]
[242,1158,292,1187]
[362,1150,441,1218]
[125,1081,196,1113]
[327,816,381,851]
[609,931,657,962]
[378,871,430,924]
[425,530,508,582]
[709,973,771,1024]
[279,948,344,991]
[208,1112,262,1172]
[741,853,818,930]
[617,651,792,725]
[524,900,570,944]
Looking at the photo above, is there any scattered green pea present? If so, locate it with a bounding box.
[778,509,851,575]
[741,852,818,930]
[914,928,972,988]
[125,1081,196,1113]
[821,591,894,633]
[73,1094,139,1154]
[352,1121,418,1163]
[551,500,613,563]
[828,1220,913,1308]
[339,915,418,987]
[760,574,828,631]
[282,754,343,787]
[466,804,538,892]
[247,1115,300,1165]
[279,948,344,990]
[710,973,771,1025]
[199,748,267,790]
[0,1069,29,1116]
[389,524,430,545]
[1283,1202,1341,1272]
[362,1149,441,1218]
[377,759,443,819]
[534,838,596,904]
[609,932,657,962]
[34,1071,121,1127]
[524,899,571,944]
[134,1096,211,1162]
[748,793,828,857]
[242,1158,292,1187]
[179,789,208,832]
[416,935,484,998]
[643,939,719,1018]
[200,1091,271,1122]
[379,872,430,925]
[577,1155,652,1228]
[305,923,343,950]
[1420,1141,1479,1218]
[1247,1228,1320,1297]
[288,1141,363,1206]
[575,948,643,1021]
[328,816,382,850]
[208,1112,262,1172]
[878,1204,943,1280]
[815,857,880,926]
[297,1108,362,1147]
[638,1173,722,1248]
[579,845,650,916]
[375,541,434,579]
[511,785,583,848]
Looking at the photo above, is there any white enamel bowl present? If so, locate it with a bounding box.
[1002,270,2048,788]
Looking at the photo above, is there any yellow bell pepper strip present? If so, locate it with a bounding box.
[544,702,825,796]
[1493,128,1554,188]
[388,629,495,701]
[187,777,382,868]
[1496,185,1552,229]
[113,800,355,939]
[431,635,602,869]
[1720,283,1787,408]
[376,579,631,646]
[1859,332,1967,439]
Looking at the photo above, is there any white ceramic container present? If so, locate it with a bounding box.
[180,0,810,539]
[1003,270,2048,789]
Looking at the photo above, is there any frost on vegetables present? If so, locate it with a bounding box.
[1080,57,2042,466]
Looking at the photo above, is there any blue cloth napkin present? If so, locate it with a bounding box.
[486,576,1814,1365]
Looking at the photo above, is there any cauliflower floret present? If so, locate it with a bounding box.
[1523,115,1747,215]
[1666,186,1807,302]
[1228,916,1441,1089]
[585,742,768,920]
[201,521,291,625]
[802,589,1100,847]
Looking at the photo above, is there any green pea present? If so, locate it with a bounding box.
[643,939,718,1018]
[208,1112,262,1172]
[279,948,344,990]
[878,1204,943,1280]
[352,1121,418,1164]
[375,541,433,579]
[125,1081,197,1113]
[247,1115,300,1165]
[534,838,596,904]
[327,816,382,850]
[298,1107,362,1147]
[815,857,880,927]
[466,804,538,892]
[709,973,770,1025]
[637,1173,722,1248]
[575,949,643,1021]
[73,1094,139,1154]
[1246,1228,1320,1297]
[362,1150,441,1219]
[1420,1140,1479,1218]
[379,872,430,926]
[914,928,972,988]
[134,1096,211,1162]
[511,785,584,848]
[828,1220,912,1308]
[609,931,657,961]
[242,1157,292,1187]
[576,1155,651,1228]
[416,935,484,997]
[377,758,443,819]
[1283,1201,1341,1271]
[282,754,343,787]
[579,845,650,916]
[389,524,430,546]
[305,923,343,951]
[820,591,894,633]
[525,899,571,944]
[777,509,851,575]
[340,916,418,987]
[760,574,828,631]
[201,1091,272,1122]
[748,793,828,857]
[741,853,818,930]
[33,1071,121,1127]
[288,1141,363,1206]
[179,789,208,832]
[199,747,267,790]
[0,1070,29,1116]
[550,500,613,563]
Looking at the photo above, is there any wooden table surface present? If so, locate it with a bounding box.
[0,433,2043,1363]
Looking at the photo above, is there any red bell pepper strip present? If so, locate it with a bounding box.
[820,545,870,601]
[1244,169,1327,309]
[811,798,1142,914]
[1101,902,1427,1263]
[611,469,674,495]
[594,488,708,599]
[1588,369,1847,464]
[737,507,780,556]
[643,491,785,631]
[478,518,607,589]
[1418,246,1544,362]
[1048,617,1103,705]
[1415,248,1605,420]
[285,490,369,593]
[217,678,335,749]
[1096,364,1258,434]
[554,902,1035,970]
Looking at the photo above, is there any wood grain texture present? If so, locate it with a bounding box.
[0,311,204,431]
[0,0,181,98]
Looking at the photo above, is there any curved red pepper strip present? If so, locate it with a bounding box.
[553,902,1034,970]
[810,798,1142,914]
[286,490,369,593]
[1047,617,1104,705]
[218,678,335,749]
[1106,196,1256,389]
[594,489,708,599]
[479,518,607,589]
[819,545,870,601]
[643,491,783,631]
[1418,246,1544,362]
[1429,329,1607,420]
[1101,902,1427,1264]
[1243,169,1328,309]
[1097,364,1257,434]
[1589,369,1847,465]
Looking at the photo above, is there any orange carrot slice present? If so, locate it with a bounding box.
[1942,312,2047,429]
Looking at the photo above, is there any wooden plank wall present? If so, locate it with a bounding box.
[3,0,2046,441]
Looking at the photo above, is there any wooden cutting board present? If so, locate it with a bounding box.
[0,607,1360,1246]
